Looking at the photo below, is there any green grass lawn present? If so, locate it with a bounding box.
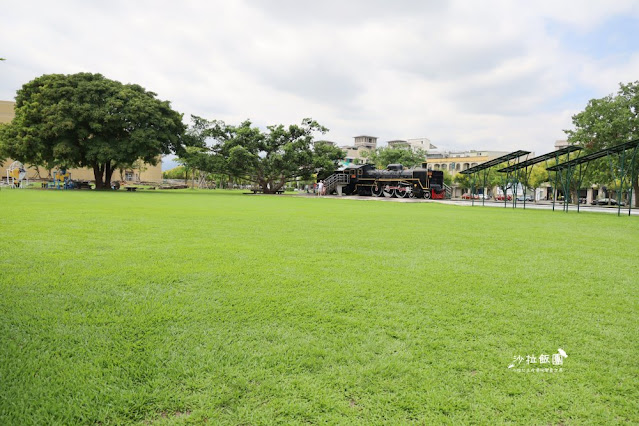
[0,190,637,424]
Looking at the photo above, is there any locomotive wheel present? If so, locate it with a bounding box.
[371,184,384,197]
[383,185,394,198]
[423,190,431,199]
[394,188,410,198]
[397,185,412,198]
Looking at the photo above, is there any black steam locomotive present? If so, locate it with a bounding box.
[331,163,445,199]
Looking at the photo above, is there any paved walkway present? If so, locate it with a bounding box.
[295,193,638,215]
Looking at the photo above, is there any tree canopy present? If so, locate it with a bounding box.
[453,166,501,193]
[0,73,186,189]
[565,80,639,205]
[173,117,344,193]
[526,164,550,194]
[363,146,427,169]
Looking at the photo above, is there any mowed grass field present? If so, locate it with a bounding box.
[0,190,637,425]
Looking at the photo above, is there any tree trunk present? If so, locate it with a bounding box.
[93,162,114,190]
[93,163,105,189]
[633,178,638,208]
[272,176,287,193]
[104,162,114,189]
[259,178,268,193]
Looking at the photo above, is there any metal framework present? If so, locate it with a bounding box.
[547,139,639,216]
[459,150,530,207]
[498,145,582,210]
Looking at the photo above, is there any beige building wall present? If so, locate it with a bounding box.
[1,100,163,183]
[425,155,487,176]
[425,151,510,177]
[0,100,15,124]
[354,135,377,150]
[342,145,374,164]
[1,158,163,183]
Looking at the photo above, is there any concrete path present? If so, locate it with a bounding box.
[295,192,638,215]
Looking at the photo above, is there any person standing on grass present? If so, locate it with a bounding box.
[318,180,324,197]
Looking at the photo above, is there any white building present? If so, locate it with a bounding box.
[387,137,435,151]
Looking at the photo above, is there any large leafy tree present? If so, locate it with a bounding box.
[175,116,228,187]
[565,81,639,206]
[0,73,186,189]
[181,118,344,193]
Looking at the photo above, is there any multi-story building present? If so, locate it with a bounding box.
[353,135,377,150]
[424,150,510,176]
[387,137,435,151]
[406,137,435,151]
[387,139,409,149]
[341,135,378,164]
[424,149,512,198]
[0,100,163,183]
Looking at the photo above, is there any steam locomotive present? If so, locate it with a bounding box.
[331,163,445,199]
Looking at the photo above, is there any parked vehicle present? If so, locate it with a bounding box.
[593,198,625,206]
[516,195,533,202]
[494,195,512,201]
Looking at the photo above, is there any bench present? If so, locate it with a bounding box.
[126,186,139,192]
[74,181,92,190]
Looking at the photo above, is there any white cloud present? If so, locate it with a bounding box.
[1,0,639,161]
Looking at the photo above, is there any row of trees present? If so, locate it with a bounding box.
[171,142,457,190]
[0,73,344,192]
[452,164,549,194]
[1,72,637,198]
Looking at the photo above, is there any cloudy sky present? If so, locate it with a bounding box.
[2,0,639,168]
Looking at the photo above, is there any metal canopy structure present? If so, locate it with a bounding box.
[459,150,530,175]
[459,150,530,207]
[497,145,583,210]
[546,139,639,171]
[547,139,639,216]
[499,145,582,173]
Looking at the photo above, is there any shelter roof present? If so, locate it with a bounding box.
[546,139,639,171]
[498,145,582,173]
[459,150,530,175]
